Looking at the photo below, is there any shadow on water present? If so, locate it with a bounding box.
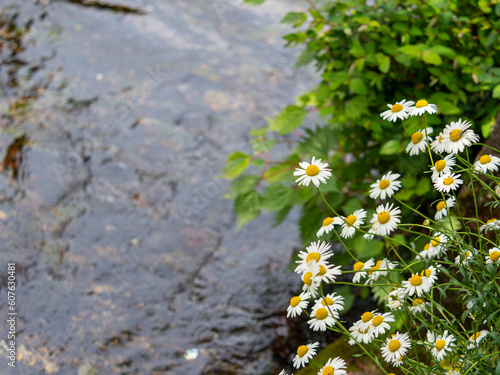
[0,1,315,374]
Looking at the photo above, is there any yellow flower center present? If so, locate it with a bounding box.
[303,272,313,286]
[306,164,320,176]
[431,237,440,247]
[323,217,334,227]
[369,260,383,274]
[306,252,320,263]
[435,160,446,172]
[322,366,335,375]
[480,155,492,164]
[410,275,423,286]
[391,103,403,113]
[379,179,390,189]
[421,269,432,278]
[315,308,328,320]
[411,131,423,144]
[435,339,446,351]
[358,327,370,334]
[490,250,500,262]
[318,265,327,275]
[443,177,454,186]
[471,332,482,340]
[297,345,309,357]
[321,297,334,306]
[388,340,401,352]
[438,134,443,143]
[345,215,357,227]
[377,211,390,224]
[361,311,373,323]
[465,251,471,257]
[449,129,462,142]
[372,316,384,327]
[412,298,423,306]
[416,99,428,108]
[353,262,364,271]
[436,201,446,211]
[424,243,430,250]
[290,296,301,307]
[487,218,497,223]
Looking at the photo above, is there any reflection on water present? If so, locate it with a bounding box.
[0,1,314,374]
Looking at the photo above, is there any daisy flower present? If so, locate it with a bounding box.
[352,258,375,283]
[294,157,332,187]
[380,99,414,122]
[435,197,456,221]
[293,342,319,369]
[278,371,289,375]
[406,127,433,156]
[317,357,347,375]
[431,155,456,182]
[370,203,401,237]
[381,332,411,366]
[308,307,336,331]
[408,298,428,313]
[402,273,432,297]
[467,330,488,349]
[295,241,333,273]
[421,265,439,285]
[371,312,395,337]
[369,171,402,199]
[348,320,375,345]
[316,216,343,237]
[431,132,446,153]
[427,330,455,362]
[417,243,433,260]
[480,218,500,233]
[474,154,500,173]
[311,293,344,318]
[409,99,438,116]
[315,262,342,284]
[287,292,310,318]
[301,262,321,298]
[357,310,377,331]
[434,173,463,193]
[485,247,500,264]
[428,232,449,258]
[363,225,376,240]
[441,118,480,154]
[340,209,367,239]
[387,288,406,310]
[454,248,474,266]
[365,259,397,284]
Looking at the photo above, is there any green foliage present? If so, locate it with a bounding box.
[227,0,500,246]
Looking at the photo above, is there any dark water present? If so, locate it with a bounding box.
[0,1,314,374]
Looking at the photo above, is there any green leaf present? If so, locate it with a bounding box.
[267,105,307,135]
[263,164,292,182]
[252,138,278,153]
[349,78,367,95]
[422,50,443,65]
[243,0,265,5]
[346,96,369,120]
[260,183,293,211]
[430,44,456,59]
[227,175,259,198]
[378,55,391,73]
[295,49,316,67]
[223,152,251,178]
[281,12,307,26]
[493,84,500,99]
[399,44,424,57]
[379,139,401,155]
[234,191,260,228]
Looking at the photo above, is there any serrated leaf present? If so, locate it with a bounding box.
[252,138,278,153]
[267,105,307,134]
[295,49,316,67]
[227,175,259,198]
[260,183,292,211]
[378,55,390,73]
[422,50,442,65]
[263,164,293,182]
[281,12,307,26]
[223,152,251,178]
[349,78,367,95]
[379,139,401,155]
[234,190,260,228]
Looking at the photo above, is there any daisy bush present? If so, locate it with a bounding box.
[277,101,500,375]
